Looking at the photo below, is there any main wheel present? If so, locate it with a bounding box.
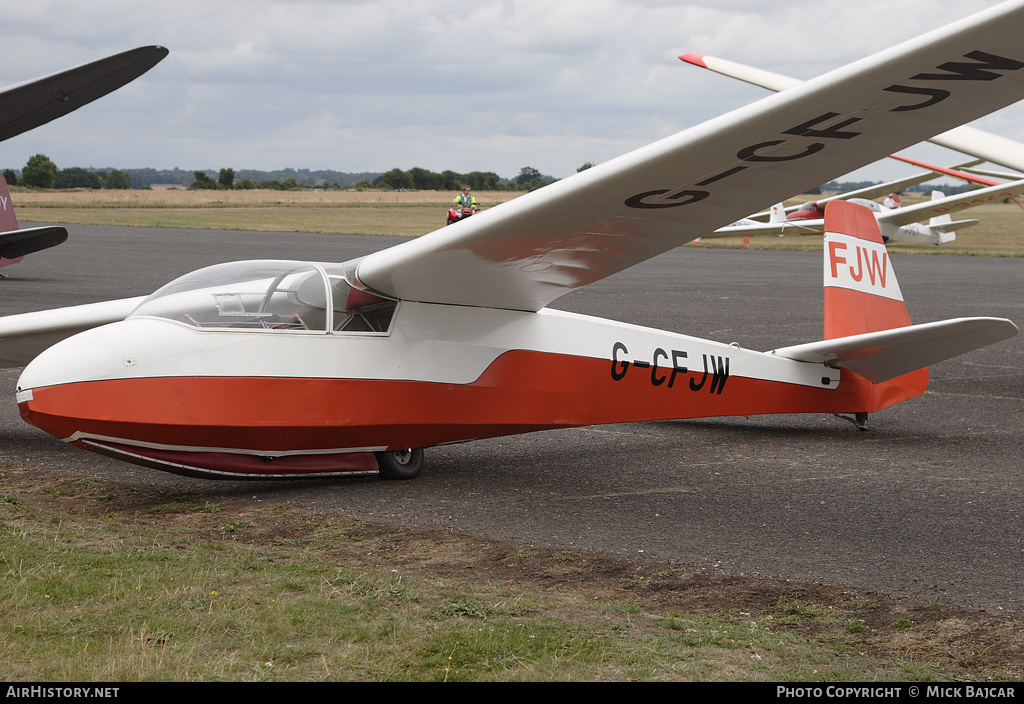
[375,448,424,480]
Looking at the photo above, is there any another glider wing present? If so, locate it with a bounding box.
[680,42,1024,173]
[0,46,168,143]
[0,297,147,368]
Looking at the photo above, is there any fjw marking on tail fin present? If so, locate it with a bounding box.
[774,201,1017,408]
[823,200,909,339]
[0,175,68,270]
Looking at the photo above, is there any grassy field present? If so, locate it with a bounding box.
[11,187,1024,256]
[3,465,1022,682]
[12,188,523,238]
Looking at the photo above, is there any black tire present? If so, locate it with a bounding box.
[446,218,455,226]
[375,448,424,480]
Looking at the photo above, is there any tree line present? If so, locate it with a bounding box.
[365,165,556,192]
[190,165,559,192]
[5,155,132,189]
[2,155,561,193]
[818,179,976,196]
[6,155,968,197]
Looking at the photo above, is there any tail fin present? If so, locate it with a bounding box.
[0,174,19,232]
[927,190,951,227]
[788,200,1017,412]
[823,200,928,410]
[773,202,1017,417]
[923,190,964,244]
[0,175,24,267]
[771,200,1016,420]
[823,200,911,340]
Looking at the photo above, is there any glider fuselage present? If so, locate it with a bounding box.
[16,282,884,479]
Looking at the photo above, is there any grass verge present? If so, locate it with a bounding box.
[2,465,1022,682]
[11,189,1024,256]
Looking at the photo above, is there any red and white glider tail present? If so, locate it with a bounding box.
[774,200,1017,417]
[822,199,928,411]
[0,174,25,268]
[0,175,68,269]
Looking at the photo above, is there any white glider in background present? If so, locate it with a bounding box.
[742,168,955,223]
[711,174,1024,244]
[4,3,1024,481]
[680,46,1024,173]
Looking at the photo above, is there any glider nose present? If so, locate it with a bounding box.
[15,320,147,441]
[16,321,171,446]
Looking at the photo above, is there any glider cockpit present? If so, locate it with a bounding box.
[128,260,397,335]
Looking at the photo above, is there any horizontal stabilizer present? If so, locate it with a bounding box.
[0,226,68,259]
[931,218,977,233]
[772,317,1018,383]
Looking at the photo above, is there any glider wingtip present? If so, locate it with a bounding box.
[678,53,707,68]
[134,45,170,62]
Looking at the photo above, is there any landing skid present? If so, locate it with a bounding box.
[833,412,869,431]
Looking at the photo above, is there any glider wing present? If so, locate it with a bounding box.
[0,45,168,143]
[355,2,1024,312]
[0,297,147,368]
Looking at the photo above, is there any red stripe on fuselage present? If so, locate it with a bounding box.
[19,349,904,458]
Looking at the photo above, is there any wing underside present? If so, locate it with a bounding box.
[0,46,168,143]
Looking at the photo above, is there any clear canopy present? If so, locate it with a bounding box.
[129,260,396,333]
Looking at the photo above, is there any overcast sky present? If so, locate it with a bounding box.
[3,0,1022,182]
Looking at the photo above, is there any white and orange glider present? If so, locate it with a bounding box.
[710,170,1024,245]
[4,4,1024,480]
